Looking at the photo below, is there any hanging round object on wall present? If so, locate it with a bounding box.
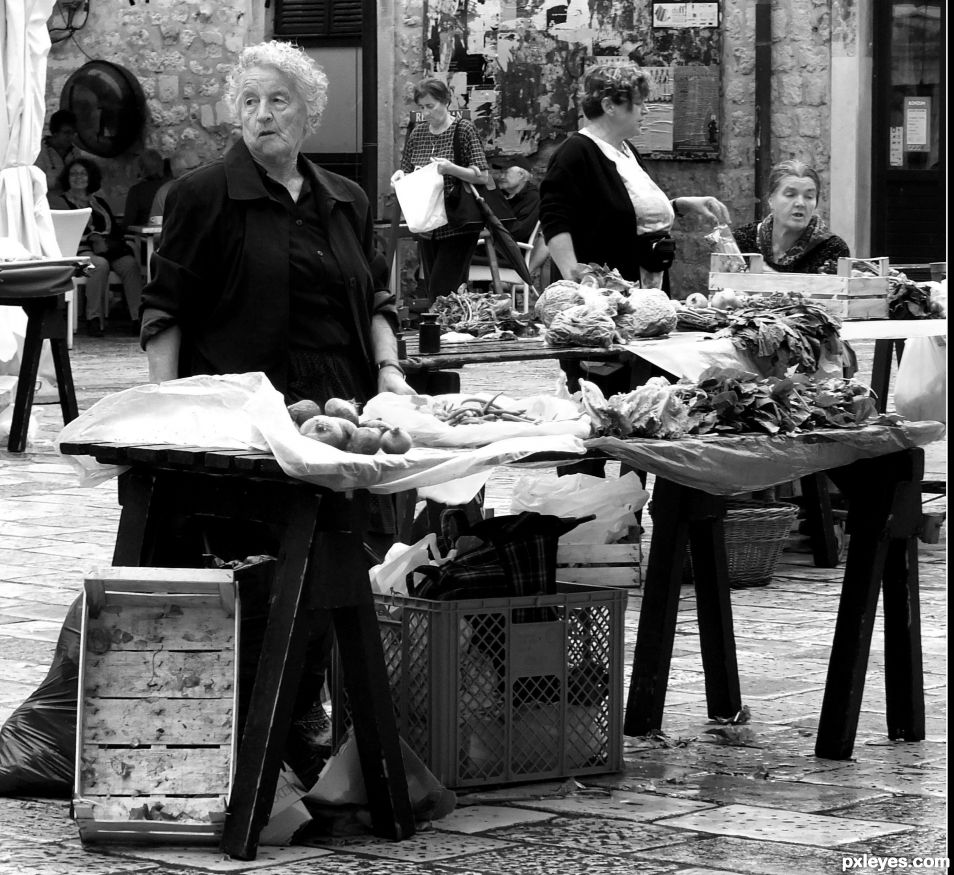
[60,61,146,158]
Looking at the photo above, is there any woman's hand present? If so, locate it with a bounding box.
[431,157,456,176]
[378,368,416,396]
[88,233,108,255]
[675,196,732,227]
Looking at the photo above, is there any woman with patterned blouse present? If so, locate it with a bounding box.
[397,78,490,305]
[733,160,850,274]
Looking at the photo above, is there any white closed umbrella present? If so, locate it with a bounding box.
[1,0,61,393]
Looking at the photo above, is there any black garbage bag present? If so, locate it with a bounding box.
[0,595,82,798]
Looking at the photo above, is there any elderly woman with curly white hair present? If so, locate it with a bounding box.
[141,40,413,405]
[139,40,413,785]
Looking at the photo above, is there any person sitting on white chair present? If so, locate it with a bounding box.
[490,156,539,246]
[49,158,142,337]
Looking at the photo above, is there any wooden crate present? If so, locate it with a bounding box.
[556,541,642,589]
[73,567,239,844]
[709,254,890,320]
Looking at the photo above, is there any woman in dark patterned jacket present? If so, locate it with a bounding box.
[395,78,490,305]
[733,160,850,274]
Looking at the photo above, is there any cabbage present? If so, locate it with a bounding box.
[534,281,584,326]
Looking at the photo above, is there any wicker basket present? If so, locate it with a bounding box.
[717,500,799,586]
[651,499,799,588]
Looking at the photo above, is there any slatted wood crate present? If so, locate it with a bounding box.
[73,567,239,844]
[709,254,890,320]
[556,541,642,589]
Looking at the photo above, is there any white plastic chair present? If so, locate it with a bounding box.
[467,221,546,313]
[50,208,91,349]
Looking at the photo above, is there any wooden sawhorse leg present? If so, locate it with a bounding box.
[111,469,414,859]
[624,478,741,736]
[815,449,925,759]
[799,472,841,568]
[4,296,78,452]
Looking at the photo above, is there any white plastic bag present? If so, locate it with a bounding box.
[369,532,446,597]
[894,336,947,424]
[393,163,447,234]
[510,470,649,544]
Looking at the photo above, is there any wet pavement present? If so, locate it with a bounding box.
[0,332,947,874]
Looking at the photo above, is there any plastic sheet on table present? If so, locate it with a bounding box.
[586,420,945,496]
[54,372,587,494]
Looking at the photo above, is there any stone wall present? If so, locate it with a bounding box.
[43,0,264,212]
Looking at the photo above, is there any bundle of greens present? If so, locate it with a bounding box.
[672,370,879,436]
[886,271,943,319]
[432,289,535,336]
[719,301,842,376]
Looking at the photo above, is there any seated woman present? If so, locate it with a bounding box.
[733,159,849,274]
[49,158,142,336]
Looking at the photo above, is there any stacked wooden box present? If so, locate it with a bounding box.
[709,254,890,320]
[73,568,239,844]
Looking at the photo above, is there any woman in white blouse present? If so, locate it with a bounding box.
[540,64,730,292]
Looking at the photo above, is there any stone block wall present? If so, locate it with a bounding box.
[43,0,264,212]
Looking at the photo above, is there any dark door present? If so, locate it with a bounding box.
[871,1,946,265]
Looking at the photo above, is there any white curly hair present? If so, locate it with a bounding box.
[225,41,329,132]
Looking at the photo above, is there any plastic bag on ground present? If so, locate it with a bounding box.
[510,470,648,544]
[894,336,946,424]
[0,596,82,798]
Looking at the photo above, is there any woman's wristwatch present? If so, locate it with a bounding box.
[376,359,405,376]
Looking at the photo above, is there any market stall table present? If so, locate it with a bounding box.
[0,258,86,452]
[569,421,943,759]
[58,441,415,860]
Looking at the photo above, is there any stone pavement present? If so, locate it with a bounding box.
[0,333,947,875]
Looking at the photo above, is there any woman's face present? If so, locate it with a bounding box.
[238,65,309,167]
[67,164,89,192]
[769,175,818,234]
[416,94,450,128]
[606,96,648,140]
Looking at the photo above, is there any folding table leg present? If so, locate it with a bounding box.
[5,306,44,452]
[799,473,840,568]
[222,492,324,860]
[816,449,924,759]
[687,495,741,720]
[624,478,690,736]
[48,338,79,424]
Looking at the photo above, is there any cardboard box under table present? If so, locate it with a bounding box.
[74,567,240,843]
[709,254,890,320]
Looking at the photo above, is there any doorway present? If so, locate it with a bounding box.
[870,1,946,266]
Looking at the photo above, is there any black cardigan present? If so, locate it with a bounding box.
[141,140,396,395]
[540,133,664,283]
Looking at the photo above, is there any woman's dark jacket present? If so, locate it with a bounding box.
[140,139,397,394]
[540,132,665,283]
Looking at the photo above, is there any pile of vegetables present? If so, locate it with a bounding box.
[718,299,843,377]
[432,287,535,336]
[672,370,879,436]
[886,271,945,319]
[578,378,690,439]
[535,265,678,348]
[577,366,885,439]
[429,393,541,426]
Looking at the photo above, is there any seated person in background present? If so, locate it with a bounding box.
[732,159,849,274]
[149,147,203,222]
[49,158,142,337]
[35,109,82,195]
[123,149,168,227]
[490,155,539,244]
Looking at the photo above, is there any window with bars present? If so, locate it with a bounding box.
[274,0,362,40]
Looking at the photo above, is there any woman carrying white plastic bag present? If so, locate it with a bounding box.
[391,163,447,234]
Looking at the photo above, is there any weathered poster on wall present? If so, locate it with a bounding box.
[652,3,720,28]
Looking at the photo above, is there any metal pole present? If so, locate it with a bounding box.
[754,0,772,222]
[361,0,378,216]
